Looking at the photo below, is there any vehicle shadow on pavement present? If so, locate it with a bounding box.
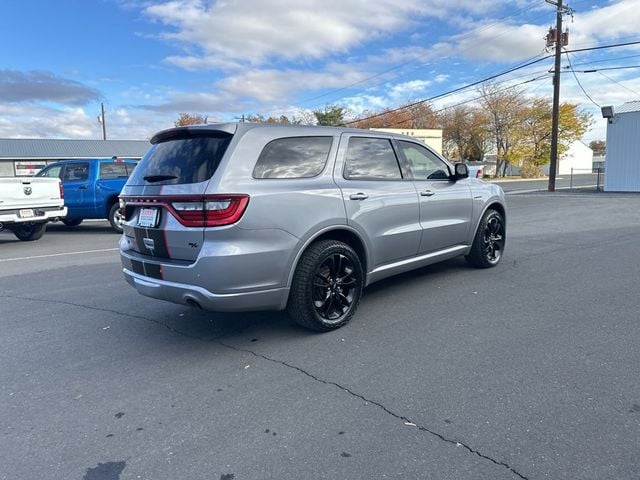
[127,302,297,345]
[122,257,478,348]
[364,256,472,296]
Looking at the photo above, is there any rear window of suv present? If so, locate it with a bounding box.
[128,131,232,185]
[253,136,333,179]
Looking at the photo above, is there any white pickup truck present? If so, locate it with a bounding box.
[0,177,67,241]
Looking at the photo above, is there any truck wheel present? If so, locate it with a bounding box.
[287,240,364,332]
[13,223,47,241]
[62,219,83,227]
[108,203,124,234]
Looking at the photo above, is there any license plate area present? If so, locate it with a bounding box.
[138,207,159,228]
[19,209,34,218]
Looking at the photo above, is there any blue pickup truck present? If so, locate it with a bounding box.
[36,158,137,233]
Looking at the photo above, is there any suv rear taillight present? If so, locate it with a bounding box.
[476,168,483,178]
[58,179,64,199]
[170,195,249,227]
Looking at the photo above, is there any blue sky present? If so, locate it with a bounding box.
[1,0,640,141]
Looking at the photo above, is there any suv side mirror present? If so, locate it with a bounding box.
[453,163,469,180]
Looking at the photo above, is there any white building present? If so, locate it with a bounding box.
[370,128,443,154]
[482,140,593,176]
[603,101,640,192]
[0,138,148,177]
[543,140,593,176]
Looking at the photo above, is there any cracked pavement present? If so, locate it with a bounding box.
[1,193,639,479]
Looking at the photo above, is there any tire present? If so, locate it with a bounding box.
[62,218,83,227]
[465,209,506,268]
[287,240,364,332]
[13,223,47,241]
[108,203,124,234]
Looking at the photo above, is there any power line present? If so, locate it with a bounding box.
[297,0,543,107]
[380,74,550,128]
[564,49,640,98]
[596,71,640,99]
[344,55,553,125]
[345,39,640,126]
[569,53,640,68]
[435,75,550,113]
[564,51,600,108]
[576,65,640,73]
[564,39,640,54]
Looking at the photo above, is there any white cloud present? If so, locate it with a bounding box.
[143,0,507,69]
[341,94,389,115]
[388,80,432,101]
[454,23,546,62]
[217,66,370,103]
[451,0,640,63]
[570,0,640,46]
[0,105,96,139]
[0,103,173,140]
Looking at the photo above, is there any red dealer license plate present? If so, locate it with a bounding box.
[138,207,159,228]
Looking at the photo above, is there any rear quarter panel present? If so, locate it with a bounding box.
[210,127,349,288]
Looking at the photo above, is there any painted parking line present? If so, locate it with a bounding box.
[0,247,119,262]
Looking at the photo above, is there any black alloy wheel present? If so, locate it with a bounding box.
[313,253,358,323]
[465,209,506,268]
[483,213,504,264]
[287,240,363,331]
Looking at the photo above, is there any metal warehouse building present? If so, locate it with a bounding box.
[604,101,640,192]
[0,138,150,177]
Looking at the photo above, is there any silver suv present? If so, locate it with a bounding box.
[119,123,506,331]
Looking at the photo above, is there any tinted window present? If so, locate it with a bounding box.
[125,163,137,175]
[128,132,232,185]
[37,165,62,179]
[63,163,89,182]
[398,141,450,180]
[99,163,129,179]
[344,137,402,180]
[253,137,332,179]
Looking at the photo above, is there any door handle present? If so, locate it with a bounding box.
[420,190,435,197]
[349,193,369,200]
[78,185,88,190]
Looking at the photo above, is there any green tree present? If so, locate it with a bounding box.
[511,99,591,177]
[174,113,207,127]
[313,105,347,126]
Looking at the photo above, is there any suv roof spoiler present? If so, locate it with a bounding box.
[150,123,238,144]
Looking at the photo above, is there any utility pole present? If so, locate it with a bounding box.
[546,0,571,191]
[99,102,107,140]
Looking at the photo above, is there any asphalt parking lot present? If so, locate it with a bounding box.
[1,192,639,480]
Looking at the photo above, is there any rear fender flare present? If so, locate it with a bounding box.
[285,225,370,289]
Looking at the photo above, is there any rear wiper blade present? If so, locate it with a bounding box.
[143,174,178,182]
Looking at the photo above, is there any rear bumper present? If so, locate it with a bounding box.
[123,268,290,312]
[0,206,67,225]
